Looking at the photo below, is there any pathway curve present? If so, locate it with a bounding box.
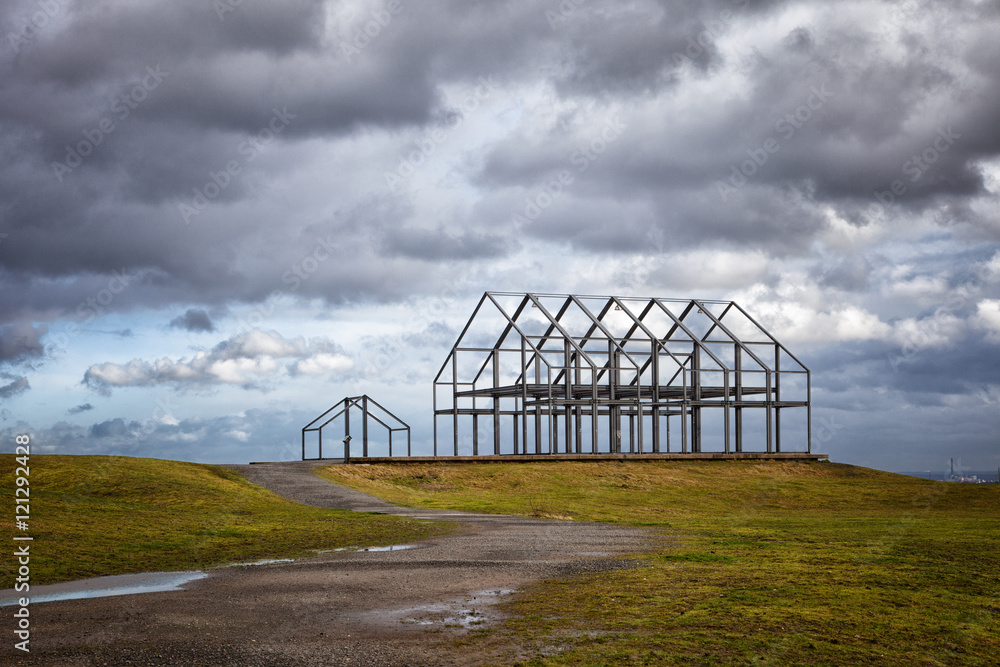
[13,461,656,666]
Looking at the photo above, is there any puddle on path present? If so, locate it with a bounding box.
[386,588,517,630]
[362,544,415,552]
[224,558,295,567]
[0,571,208,607]
[0,554,308,607]
[4,542,424,608]
[316,543,418,554]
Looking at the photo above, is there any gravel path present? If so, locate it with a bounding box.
[9,461,656,666]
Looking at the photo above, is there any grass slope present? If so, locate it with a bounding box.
[1,455,453,585]
[319,460,1000,666]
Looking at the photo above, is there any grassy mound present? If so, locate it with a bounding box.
[1,455,453,585]
[320,460,1000,665]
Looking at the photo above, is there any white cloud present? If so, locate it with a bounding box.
[738,284,892,344]
[767,303,892,344]
[890,311,967,350]
[83,329,353,392]
[974,299,1000,343]
[883,273,950,302]
[652,248,773,291]
[292,353,355,376]
[982,252,1000,280]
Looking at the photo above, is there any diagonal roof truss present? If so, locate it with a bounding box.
[432,292,810,457]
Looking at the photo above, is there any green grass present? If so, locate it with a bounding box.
[1,455,454,585]
[319,460,1000,665]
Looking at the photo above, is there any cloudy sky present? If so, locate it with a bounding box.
[1,0,998,473]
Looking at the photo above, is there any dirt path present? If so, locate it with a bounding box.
[10,461,655,666]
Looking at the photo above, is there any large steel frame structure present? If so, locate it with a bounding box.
[432,292,810,457]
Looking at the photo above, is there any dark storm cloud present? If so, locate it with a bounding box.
[4,1,326,68]
[378,225,511,260]
[0,322,47,364]
[814,255,875,292]
[2,0,1000,325]
[1,0,444,320]
[882,336,1000,396]
[473,1,1000,253]
[170,308,216,332]
[545,1,723,96]
[0,375,30,399]
[89,417,140,440]
[808,334,1000,403]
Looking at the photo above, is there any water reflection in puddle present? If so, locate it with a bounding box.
[394,588,517,630]
[319,543,417,554]
[225,558,295,567]
[0,571,208,607]
[362,544,415,552]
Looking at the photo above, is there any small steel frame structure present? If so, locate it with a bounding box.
[433,292,810,457]
[302,395,411,460]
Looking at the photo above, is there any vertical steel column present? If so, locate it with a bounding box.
[591,368,599,454]
[691,344,702,453]
[652,340,661,453]
[342,406,348,460]
[452,353,459,457]
[765,371,773,454]
[681,366,689,453]
[806,372,812,453]
[513,413,519,453]
[635,362,643,454]
[734,345,743,453]
[609,341,620,453]
[630,414,637,453]
[774,346,781,453]
[723,370,731,454]
[666,412,671,453]
[301,429,306,460]
[472,414,479,456]
[493,350,501,455]
[549,367,556,454]
[520,337,528,454]
[534,352,542,455]
[362,395,369,457]
[575,351,583,453]
[564,340,573,455]
[552,409,559,453]
[433,381,438,457]
[318,428,322,460]
[575,406,582,453]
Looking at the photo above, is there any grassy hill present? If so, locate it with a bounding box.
[319,460,1000,666]
[1,455,452,585]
